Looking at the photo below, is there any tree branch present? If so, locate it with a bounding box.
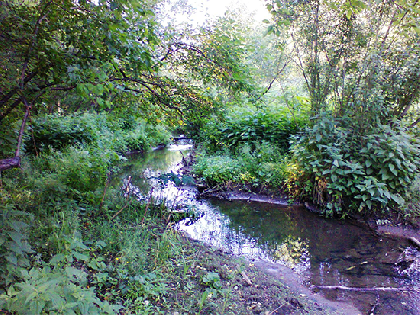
[15,96,31,158]
[110,75,184,114]
[20,1,53,89]
[0,97,22,124]
[314,285,416,292]
[254,59,290,102]
[408,116,420,129]
[0,96,32,171]
[0,71,37,108]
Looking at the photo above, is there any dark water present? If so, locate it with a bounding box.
[121,145,420,315]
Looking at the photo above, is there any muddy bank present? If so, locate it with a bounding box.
[197,184,420,250]
[176,232,360,315]
[198,189,291,206]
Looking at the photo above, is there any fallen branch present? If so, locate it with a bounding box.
[408,236,420,249]
[267,304,285,315]
[141,187,154,225]
[313,285,414,292]
[0,157,20,171]
[241,271,252,286]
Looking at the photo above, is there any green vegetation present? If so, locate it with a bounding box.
[1,0,420,313]
[192,0,420,217]
[192,100,309,193]
[0,114,332,313]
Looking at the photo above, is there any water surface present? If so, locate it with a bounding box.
[120,145,420,314]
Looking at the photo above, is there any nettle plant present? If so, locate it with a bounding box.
[292,112,420,216]
[0,210,122,315]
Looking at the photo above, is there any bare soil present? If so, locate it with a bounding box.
[171,233,361,315]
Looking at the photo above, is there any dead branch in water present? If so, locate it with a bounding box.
[408,236,420,249]
[314,285,416,292]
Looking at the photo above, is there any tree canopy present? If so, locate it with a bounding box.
[0,0,262,168]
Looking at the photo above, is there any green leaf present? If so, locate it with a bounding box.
[50,253,65,265]
[73,252,89,262]
[389,164,397,176]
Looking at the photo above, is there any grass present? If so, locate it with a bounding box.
[405,174,420,220]
[0,166,341,314]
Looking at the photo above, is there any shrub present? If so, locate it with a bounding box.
[0,224,122,315]
[24,113,98,155]
[193,142,288,190]
[193,154,242,186]
[291,111,420,216]
[200,106,308,154]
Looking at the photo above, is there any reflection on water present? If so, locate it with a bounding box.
[120,146,420,315]
[115,144,195,206]
[180,199,420,314]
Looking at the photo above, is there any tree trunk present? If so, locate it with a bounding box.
[0,98,31,171]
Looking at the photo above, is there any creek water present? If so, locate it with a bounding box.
[119,144,420,315]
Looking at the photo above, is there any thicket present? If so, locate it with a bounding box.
[288,112,420,217]
[0,112,182,314]
[193,103,308,191]
[261,0,420,217]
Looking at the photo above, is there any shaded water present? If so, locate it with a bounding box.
[120,145,420,315]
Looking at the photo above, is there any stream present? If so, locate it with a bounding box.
[117,143,420,315]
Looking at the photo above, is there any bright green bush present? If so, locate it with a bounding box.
[145,124,172,147]
[192,103,305,190]
[24,113,173,156]
[193,155,242,186]
[193,141,288,189]
[291,111,420,216]
[200,105,308,154]
[24,113,98,155]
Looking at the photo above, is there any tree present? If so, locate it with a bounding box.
[0,0,237,169]
[265,0,420,127]
[0,0,160,167]
[265,0,420,214]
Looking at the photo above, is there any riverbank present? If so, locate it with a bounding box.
[193,171,420,252]
[167,230,360,315]
[181,148,420,314]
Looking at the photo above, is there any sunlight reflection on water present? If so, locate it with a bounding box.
[119,144,420,315]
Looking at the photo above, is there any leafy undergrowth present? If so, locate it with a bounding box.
[156,235,340,315]
[0,182,338,315]
[193,142,290,197]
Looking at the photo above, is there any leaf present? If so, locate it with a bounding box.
[73,252,89,262]
[50,253,65,265]
[95,241,107,249]
[389,163,397,176]
[65,266,87,283]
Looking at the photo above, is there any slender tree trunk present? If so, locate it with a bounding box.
[0,98,31,171]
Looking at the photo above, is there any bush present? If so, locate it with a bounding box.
[193,154,242,186]
[193,141,288,190]
[200,105,308,154]
[24,113,174,156]
[24,113,97,155]
[291,111,420,216]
